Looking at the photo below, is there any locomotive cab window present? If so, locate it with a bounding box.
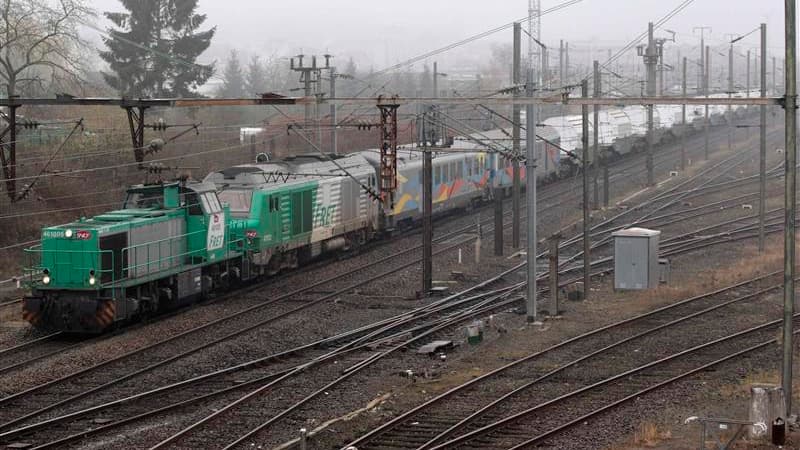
[183,192,203,215]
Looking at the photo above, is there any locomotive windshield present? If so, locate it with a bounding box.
[217,190,252,217]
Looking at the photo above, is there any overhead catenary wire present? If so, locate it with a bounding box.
[370,0,584,78]
[577,0,697,85]
[286,125,380,201]
[16,119,85,201]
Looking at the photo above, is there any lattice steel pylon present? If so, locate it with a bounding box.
[528,0,541,74]
[378,101,400,226]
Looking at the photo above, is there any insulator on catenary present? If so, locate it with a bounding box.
[148,138,165,154]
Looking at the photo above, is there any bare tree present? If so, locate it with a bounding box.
[0,0,93,97]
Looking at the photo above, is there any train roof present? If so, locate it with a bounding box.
[204,152,373,188]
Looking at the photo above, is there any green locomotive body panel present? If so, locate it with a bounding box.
[23,182,245,332]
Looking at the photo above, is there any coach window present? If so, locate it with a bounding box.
[457,161,463,179]
[443,164,449,183]
[434,165,441,185]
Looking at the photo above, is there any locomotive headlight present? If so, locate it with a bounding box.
[42,269,50,285]
[64,229,73,238]
[88,270,96,286]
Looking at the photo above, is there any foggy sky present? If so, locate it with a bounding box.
[86,0,789,73]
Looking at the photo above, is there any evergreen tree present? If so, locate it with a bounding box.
[100,0,216,97]
[218,50,245,97]
[244,55,267,96]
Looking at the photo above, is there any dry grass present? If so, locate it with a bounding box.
[629,421,672,448]
[415,367,486,394]
[718,369,800,403]
[618,239,785,310]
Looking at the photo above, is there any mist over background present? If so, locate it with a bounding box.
[84,0,787,77]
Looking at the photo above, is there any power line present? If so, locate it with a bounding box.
[370,0,584,77]
[580,0,697,85]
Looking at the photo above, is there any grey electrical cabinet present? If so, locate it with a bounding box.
[612,227,661,290]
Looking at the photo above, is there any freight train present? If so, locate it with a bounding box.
[22,94,759,332]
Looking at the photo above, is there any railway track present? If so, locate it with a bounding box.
[0,226,485,428]
[0,117,782,448]
[553,124,786,270]
[0,200,773,449]
[0,119,744,379]
[0,267,529,448]
[17,211,776,448]
[430,320,795,450]
[343,271,786,450]
[0,333,84,375]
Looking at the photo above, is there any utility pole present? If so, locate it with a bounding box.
[681,57,688,172]
[512,22,522,249]
[559,40,565,86]
[290,54,327,150]
[658,49,665,96]
[433,62,439,145]
[422,108,432,294]
[581,80,590,301]
[641,22,657,186]
[592,60,600,209]
[782,0,796,418]
[565,42,570,85]
[494,184,504,256]
[773,56,777,94]
[704,45,711,160]
[526,67,538,323]
[695,26,711,95]
[542,47,549,89]
[747,50,751,96]
[431,62,449,146]
[759,23,767,253]
[329,65,337,154]
[727,38,735,152]
[423,62,442,292]
[596,59,609,207]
